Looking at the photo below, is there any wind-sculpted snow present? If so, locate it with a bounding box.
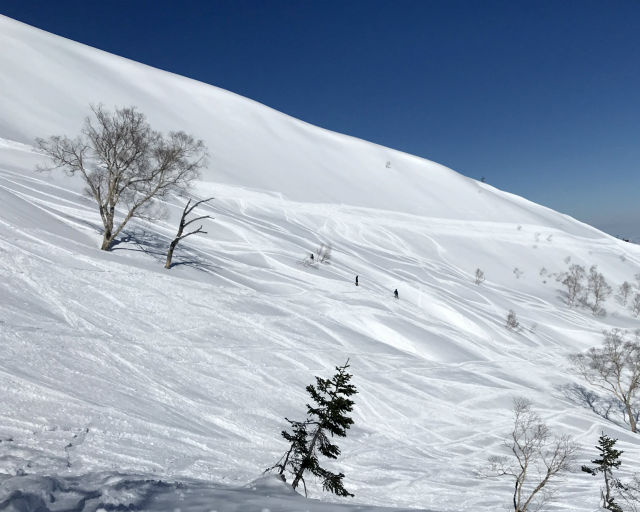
[1,14,640,512]
[0,474,428,512]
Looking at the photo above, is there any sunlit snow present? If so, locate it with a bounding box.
[1,14,639,512]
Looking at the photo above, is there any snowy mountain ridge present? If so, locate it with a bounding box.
[1,14,640,512]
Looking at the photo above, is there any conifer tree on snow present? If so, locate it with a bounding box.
[269,417,310,484]
[268,360,357,497]
[582,432,625,512]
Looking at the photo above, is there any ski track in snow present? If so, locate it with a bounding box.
[2,153,640,511]
[1,14,640,511]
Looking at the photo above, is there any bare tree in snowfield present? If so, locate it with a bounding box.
[37,104,207,250]
[619,281,633,306]
[488,398,576,512]
[571,329,640,433]
[165,197,213,269]
[633,294,640,318]
[587,265,612,315]
[561,264,585,307]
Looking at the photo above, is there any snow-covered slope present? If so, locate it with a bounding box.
[1,14,639,512]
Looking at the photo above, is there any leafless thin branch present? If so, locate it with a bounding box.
[165,197,214,269]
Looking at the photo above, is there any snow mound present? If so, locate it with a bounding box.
[0,472,428,512]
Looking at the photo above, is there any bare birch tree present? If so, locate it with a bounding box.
[488,398,576,512]
[561,264,585,307]
[632,294,640,318]
[165,198,213,269]
[571,329,640,433]
[618,281,633,306]
[37,105,207,250]
[587,265,612,315]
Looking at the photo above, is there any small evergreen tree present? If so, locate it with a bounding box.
[268,360,357,497]
[269,418,310,485]
[582,432,625,512]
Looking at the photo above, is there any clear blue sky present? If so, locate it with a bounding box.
[2,0,639,238]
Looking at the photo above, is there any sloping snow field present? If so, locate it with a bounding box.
[1,14,639,512]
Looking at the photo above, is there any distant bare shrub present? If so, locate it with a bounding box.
[474,268,485,285]
[587,265,612,315]
[620,474,640,510]
[506,310,520,331]
[513,267,524,279]
[633,294,640,318]
[315,243,332,264]
[561,264,585,307]
[618,281,633,306]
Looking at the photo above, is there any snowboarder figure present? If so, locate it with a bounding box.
[394,289,398,299]
[310,253,314,261]
[355,275,359,286]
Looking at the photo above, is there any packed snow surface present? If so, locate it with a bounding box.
[1,14,640,512]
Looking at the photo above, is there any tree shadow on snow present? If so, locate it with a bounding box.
[111,227,216,272]
[110,227,168,256]
[559,383,639,430]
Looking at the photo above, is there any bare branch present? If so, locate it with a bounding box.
[183,214,212,228]
[165,198,213,269]
[185,197,214,216]
[176,226,207,241]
